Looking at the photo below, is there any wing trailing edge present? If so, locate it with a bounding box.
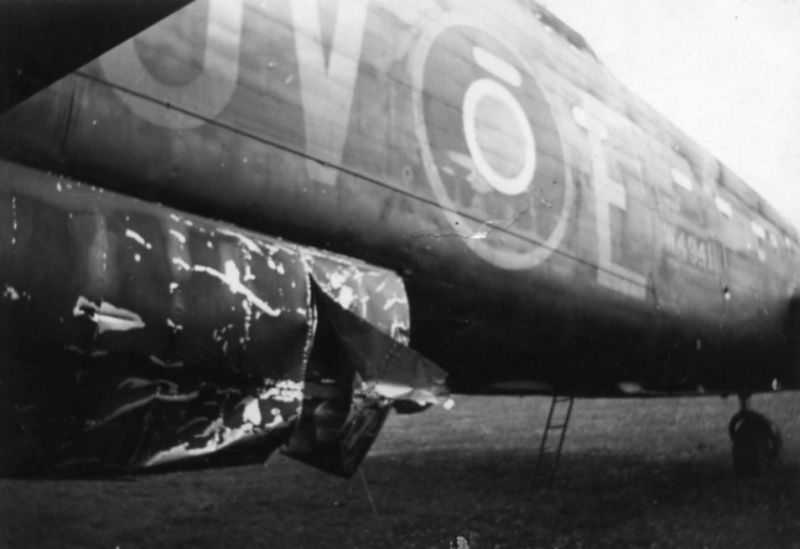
[0,0,193,111]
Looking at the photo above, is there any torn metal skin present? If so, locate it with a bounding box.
[0,164,448,478]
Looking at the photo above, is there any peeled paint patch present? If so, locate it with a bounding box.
[371,381,414,399]
[366,381,444,409]
[169,229,187,245]
[267,255,286,274]
[72,296,145,333]
[383,294,407,311]
[217,228,262,255]
[242,397,262,425]
[303,252,412,340]
[172,257,191,271]
[3,284,20,301]
[327,269,348,290]
[125,229,152,249]
[144,407,287,467]
[390,318,410,344]
[192,261,282,317]
[336,285,356,310]
[259,380,305,403]
[166,318,183,331]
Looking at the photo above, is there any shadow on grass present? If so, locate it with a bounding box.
[3,392,800,549]
[2,445,798,549]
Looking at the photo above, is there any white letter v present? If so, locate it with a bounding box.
[291,0,369,185]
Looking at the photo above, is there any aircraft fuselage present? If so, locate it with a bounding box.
[2,1,799,399]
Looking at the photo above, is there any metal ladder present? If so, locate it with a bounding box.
[530,395,574,493]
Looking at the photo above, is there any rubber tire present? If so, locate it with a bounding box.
[730,410,782,478]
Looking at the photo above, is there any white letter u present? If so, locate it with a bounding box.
[99,0,243,130]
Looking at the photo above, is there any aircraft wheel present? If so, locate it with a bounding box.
[729,410,782,478]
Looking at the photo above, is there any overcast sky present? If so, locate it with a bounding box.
[541,0,800,230]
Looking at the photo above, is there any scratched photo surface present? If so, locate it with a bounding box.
[1,0,799,548]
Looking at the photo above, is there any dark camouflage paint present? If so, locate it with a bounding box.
[0,163,446,477]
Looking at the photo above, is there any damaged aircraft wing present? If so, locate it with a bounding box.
[0,162,448,478]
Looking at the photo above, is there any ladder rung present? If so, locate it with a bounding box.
[530,395,575,494]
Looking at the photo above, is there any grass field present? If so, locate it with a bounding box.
[2,394,799,548]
